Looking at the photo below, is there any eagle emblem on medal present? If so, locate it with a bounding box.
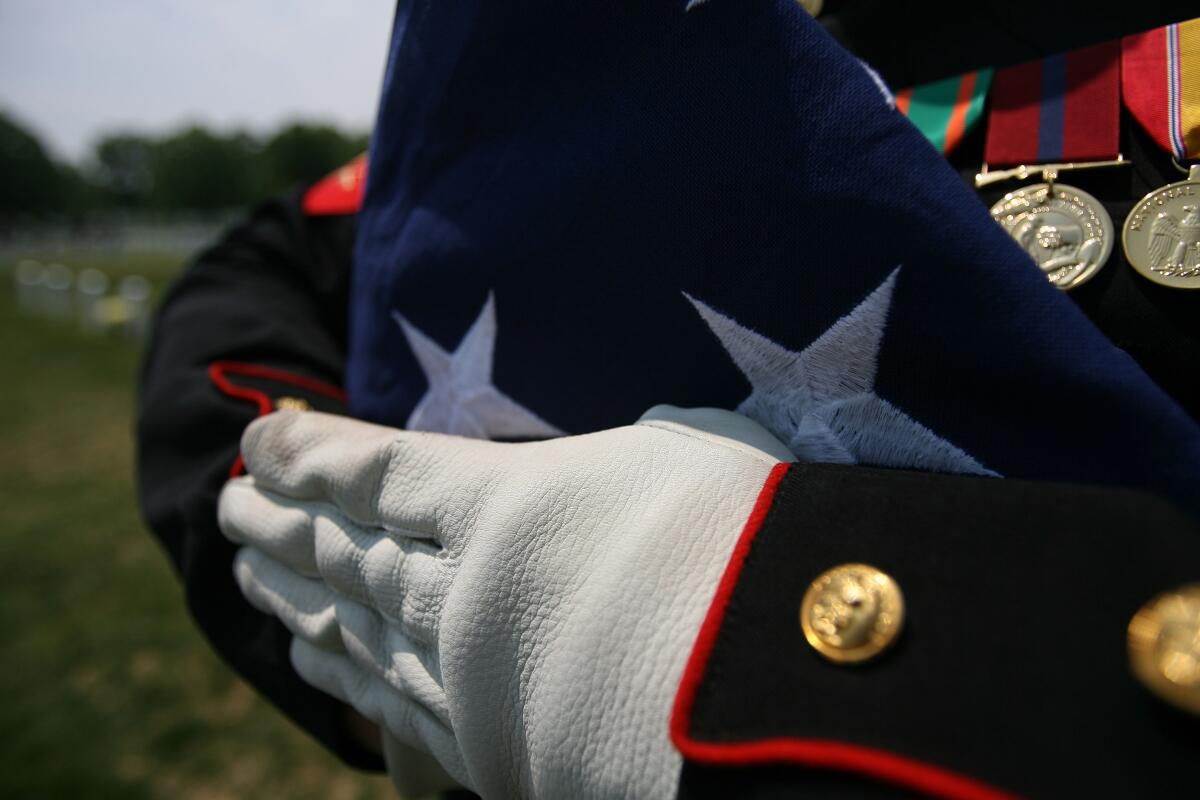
[1123,165,1200,290]
[1135,205,1200,277]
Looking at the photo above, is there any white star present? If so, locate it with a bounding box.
[392,293,564,439]
[686,269,997,475]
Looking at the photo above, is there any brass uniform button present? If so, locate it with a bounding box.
[800,563,904,664]
[274,396,313,412]
[1128,583,1200,716]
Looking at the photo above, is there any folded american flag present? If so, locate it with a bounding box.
[348,0,1200,512]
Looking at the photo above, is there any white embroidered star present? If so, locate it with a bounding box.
[686,268,997,475]
[392,293,564,439]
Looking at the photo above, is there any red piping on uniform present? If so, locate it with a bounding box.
[302,153,367,216]
[207,361,347,477]
[669,461,1019,800]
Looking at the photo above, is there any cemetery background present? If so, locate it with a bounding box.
[0,112,395,800]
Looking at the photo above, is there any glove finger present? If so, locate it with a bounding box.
[233,547,344,651]
[240,411,409,526]
[334,596,449,726]
[219,475,448,645]
[290,637,469,786]
[314,514,446,645]
[240,410,504,545]
[219,478,320,576]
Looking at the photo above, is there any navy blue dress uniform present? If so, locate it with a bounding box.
[138,2,1200,796]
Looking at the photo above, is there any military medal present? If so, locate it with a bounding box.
[1122,165,1200,288]
[977,42,1124,290]
[1121,21,1200,289]
[990,174,1113,290]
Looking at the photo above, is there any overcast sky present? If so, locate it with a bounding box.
[0,0,395,162]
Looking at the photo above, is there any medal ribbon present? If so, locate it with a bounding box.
[1123,19,1200,161]
[985,41,1121,167]
[896,69,992,155]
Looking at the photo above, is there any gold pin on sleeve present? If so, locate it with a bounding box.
[1128,583,1200,715]
[274,396,313,412]
[801,563,904,664]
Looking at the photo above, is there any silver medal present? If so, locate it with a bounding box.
[990,180,1113,291]
[1122,165,1200,290]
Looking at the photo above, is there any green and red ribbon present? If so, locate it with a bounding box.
[896,70,992,156]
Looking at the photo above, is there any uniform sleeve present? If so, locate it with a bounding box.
[672,463,1200,799]
[135,188,384,770]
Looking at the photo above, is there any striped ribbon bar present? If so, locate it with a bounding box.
[896,69,992,155]
[1123,19,1200,161]
[985,41,1120,167]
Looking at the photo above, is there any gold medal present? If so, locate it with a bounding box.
[1122,165,1200,290]
[989,173,1113,291]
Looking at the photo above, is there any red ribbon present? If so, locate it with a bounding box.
[985,41,1121,167]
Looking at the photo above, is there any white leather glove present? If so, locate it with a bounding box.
[218,406,793,798]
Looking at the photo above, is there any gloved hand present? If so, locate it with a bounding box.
[218,405,793,798]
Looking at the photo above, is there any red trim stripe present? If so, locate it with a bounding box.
[301,154,367,216]
[669,462,1019,800]
[208,361,347,403]
[670,462,791,742]
[207,361,346,476]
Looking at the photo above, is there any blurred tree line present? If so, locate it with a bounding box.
[0,110,368,218]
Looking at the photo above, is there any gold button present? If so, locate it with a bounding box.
[274,396,313,412]
[800,563,904,664]
[1128,584,1200,715]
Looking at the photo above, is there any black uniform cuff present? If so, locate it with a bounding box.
[674,462,1200,798]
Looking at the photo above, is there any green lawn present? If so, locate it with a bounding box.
[0,253,394,800]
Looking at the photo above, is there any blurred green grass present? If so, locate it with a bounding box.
[0,253,394,800]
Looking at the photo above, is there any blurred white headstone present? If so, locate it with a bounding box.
[118,275,151,339]
[76,268,110,332]
[15,260,45,313]
[44,263,74,320]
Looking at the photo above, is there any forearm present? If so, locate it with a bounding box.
[135,188,382,769]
